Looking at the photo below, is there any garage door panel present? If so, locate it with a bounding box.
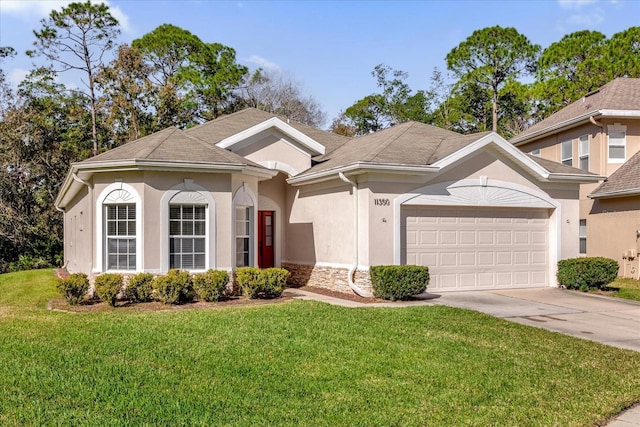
[404,207,549,291]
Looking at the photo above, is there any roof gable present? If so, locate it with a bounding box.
[215,116,326,156]
[290,122,600,185]
[512,78,640,144]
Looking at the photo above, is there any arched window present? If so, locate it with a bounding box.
[160,180,216,273]
[96,183,142,272]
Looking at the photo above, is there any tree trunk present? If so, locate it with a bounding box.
[492,89,498,133]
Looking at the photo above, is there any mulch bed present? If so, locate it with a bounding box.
[295,285,387,303]
[48,295,293,313]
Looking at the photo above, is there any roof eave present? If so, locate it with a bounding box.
[589,188,640,199]
[287,162,439,185]
[545,173,605,183]
[511,111,599,146]
[55,159,276,209]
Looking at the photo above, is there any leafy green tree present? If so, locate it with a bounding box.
[133,24,248,127]
[27,1,120,156]
[0,69,92,271]
[604,27,640,79]
[535,30,607,116]
[340,64,432,135]
[132,24,200,129]
[182,42,248,120]
[446,26,539,133]
[96,44,155,146]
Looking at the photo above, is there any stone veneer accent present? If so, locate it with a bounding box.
[283,262,373,295]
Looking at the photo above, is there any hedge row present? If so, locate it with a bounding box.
[56,267,290,306]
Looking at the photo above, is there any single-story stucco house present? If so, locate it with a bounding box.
[55,108,601,295]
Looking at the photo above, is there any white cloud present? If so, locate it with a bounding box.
[566,9,605,26]
[557,0,597,9]
[246,55,281,72]
[1,0,70,19]
[8,68,29,87]
[2,0,133,33]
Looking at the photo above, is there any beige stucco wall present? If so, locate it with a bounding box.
[63,186,92,276]
[285,180,355,266]
[234,131,311,175]
[589,196,640,276]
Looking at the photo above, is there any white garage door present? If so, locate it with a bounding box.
[402,207,549,291]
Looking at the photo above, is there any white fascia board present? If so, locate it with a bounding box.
[599,109,640,118]
[433,132,552,179]
[546,173,605,183]
[511,111,598,145]
[589,188,640,199]
[54,167,79,209]
[215,117,325,155]
[287,162,439,185]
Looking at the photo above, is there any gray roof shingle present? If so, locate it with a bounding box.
[80,126,259,167]
[186,108,349,156]
[590,150,640,197]
[512,78,640,144]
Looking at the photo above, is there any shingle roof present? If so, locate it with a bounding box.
[186,108,349,156]
[590,150,640,198]
[80,126,258,167]
[299,121,490,175]
[512,78,640,144]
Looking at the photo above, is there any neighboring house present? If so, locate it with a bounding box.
[511,78,640,277]
[55,108,598,294]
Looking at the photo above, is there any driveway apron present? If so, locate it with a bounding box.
[432,288,640,352]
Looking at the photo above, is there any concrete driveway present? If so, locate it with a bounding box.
[431,288,640,352]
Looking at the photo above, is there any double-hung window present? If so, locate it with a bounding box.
[608,124,626,163]
[579,219,587,255]
[169,204,206,270]
[578,135,589,171]
[105,204,136,270]
[235,206,251,267]
[561,140,572,166]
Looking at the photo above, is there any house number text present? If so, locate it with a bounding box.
[374,198,390,206]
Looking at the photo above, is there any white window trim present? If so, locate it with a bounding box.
[607,123,627,164]
[160,180,216,274]
[232,183,257,268]
[579,219,587,255]
[578,135,589,171]
[561,140,573,166]
[95,182,143,273]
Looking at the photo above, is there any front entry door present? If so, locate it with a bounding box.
[258,211,274,268]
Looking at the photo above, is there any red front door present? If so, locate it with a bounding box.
[258,211,274,268]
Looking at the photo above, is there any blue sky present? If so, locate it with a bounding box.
[1,0,638,127]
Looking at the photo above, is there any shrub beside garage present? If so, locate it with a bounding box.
[370,265,429,300]
[557,257,619,291]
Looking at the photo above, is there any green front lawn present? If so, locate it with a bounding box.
[1,270,640,426]
[604,277,640,302]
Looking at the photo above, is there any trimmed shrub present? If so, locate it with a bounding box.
[236,267,289,299]
[261,268,289,298]
[94,273,124,307]
[193,269,229,302]
[127,272,155,303]
[152,270,194,304]
[56,273,89,305]
[370,265,429,301]
[557,257,619,291]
